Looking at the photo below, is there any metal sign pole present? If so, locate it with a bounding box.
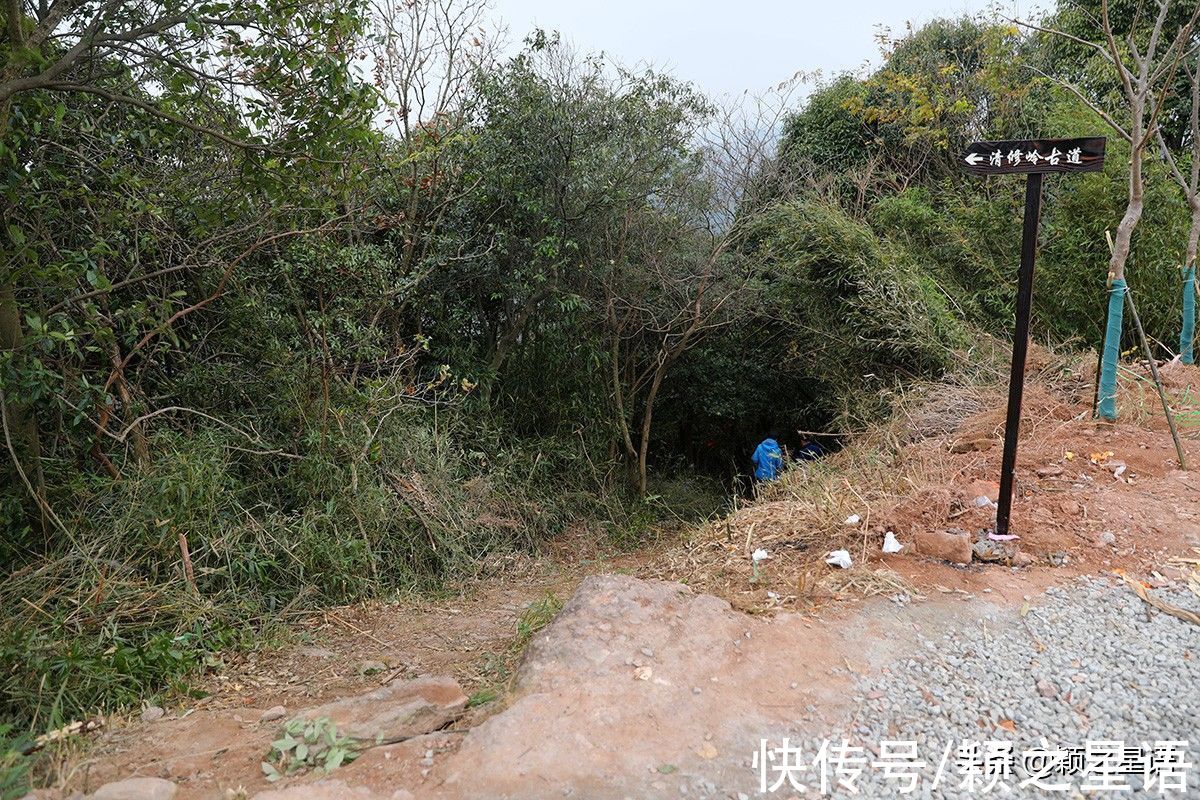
[995,173,1043,538]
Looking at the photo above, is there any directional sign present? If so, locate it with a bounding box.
[958,135,1105,540]
[960,137,1106,176]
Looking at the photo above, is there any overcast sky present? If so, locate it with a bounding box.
[490,0,1042,98]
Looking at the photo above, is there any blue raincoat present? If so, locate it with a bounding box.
[751,438,783,481]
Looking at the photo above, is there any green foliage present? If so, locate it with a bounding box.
[262,717,359,782]
[514,594,563,650]
[7,0,1199,757]
[777,15,1195,363]
[0,724,32,800]
[0,465,253,728]
[782,76,870,171]
[746,199,967,423]
[467,688,499,708]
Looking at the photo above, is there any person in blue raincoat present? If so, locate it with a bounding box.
[751,433,784,481]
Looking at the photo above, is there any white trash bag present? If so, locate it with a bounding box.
[825,549,853,569]
[882,531,903,554]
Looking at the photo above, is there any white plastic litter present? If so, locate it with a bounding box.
[973,495,995,508]
[825,549,853,569]
[844,514,861,526]
[1113,464,1127,479]
[751,548,770,564]
[882,531,903,553]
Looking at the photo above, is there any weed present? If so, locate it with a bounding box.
[513,594,563,651]
[261,717,359,782]
[467,688,498,708]
[463,594,565,710]
[0,724,31,800]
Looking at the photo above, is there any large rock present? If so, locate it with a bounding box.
[915,529,972,565]
[435,574,861,799]
[294,675,466,745]
[89,777,177,800]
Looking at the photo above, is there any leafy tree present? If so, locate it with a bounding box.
[1027,0,1199,419]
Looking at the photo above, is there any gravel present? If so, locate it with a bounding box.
[757,577,1200,798]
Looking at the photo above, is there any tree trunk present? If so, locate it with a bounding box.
[636,361,666,497]
[1097,127,1144,420]
[0,281,47,533]
[607,324,637,466]
[109,342,149,464]
[1187,198,1200,270]
[1107,143,1144,283]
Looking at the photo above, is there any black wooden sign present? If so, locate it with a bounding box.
[960,137,1106,176]
[960,136,1106,540]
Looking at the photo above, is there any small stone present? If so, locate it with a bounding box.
[1036,680,1058,699]
[260,705,286,722]
[1036,464,1064,478]
[140,705,164,723]
[1098,531,1116,546]
[298,646,335,659]
[90,777,176,800]
[1058,498,1081,516]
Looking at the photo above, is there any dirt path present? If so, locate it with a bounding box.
[48,360,1200,799]
[64,557,1199,800]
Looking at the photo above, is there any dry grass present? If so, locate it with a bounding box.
[646,339,1099,614]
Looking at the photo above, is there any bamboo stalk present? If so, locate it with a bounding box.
[177,530,197,593]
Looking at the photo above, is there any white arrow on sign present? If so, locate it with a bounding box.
[964,153,984,166]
